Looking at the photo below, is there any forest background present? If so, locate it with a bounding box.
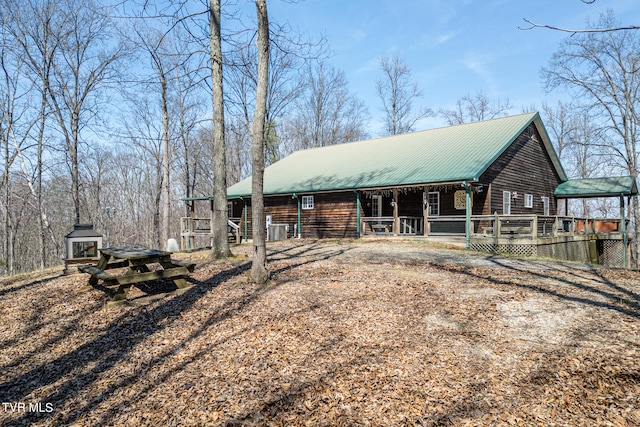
[2,0,639,275]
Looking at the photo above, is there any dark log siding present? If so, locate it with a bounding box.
[300,192,358,238]
[265,195,299,237]
[237,192,359,239]
[479,123,562,215]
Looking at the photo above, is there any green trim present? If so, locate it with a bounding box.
[464,181,471,249]
[621,195,627,268]
[243,199,248,243]
[296,195,301,238]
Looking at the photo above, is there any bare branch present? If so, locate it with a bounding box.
[520,18,640,34]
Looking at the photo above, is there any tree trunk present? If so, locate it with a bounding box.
[161,74,171,249]
[2,142,9,275]
[37,93,47,269]
[209,0,232,259]
[250,0,270,283]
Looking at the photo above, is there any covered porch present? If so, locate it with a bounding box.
[358,183,481,237]
[357,176,637,268]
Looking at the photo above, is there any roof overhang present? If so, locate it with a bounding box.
[554,176,638,199]
[227,179,477,199]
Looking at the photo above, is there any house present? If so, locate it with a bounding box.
[224,112,564,237]
[181,112,637,266]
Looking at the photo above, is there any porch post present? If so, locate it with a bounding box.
[210,199,215,248]
[296,194,301,238]
[423,186,429,236]
[621,194,627,268]
[356,191,361,237]
[464,181,471,249]
[243,199,248,243]
[393,188,399,236]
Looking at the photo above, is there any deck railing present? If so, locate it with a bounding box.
[471,215,625,238]
[181,217,242,244]
[361,215,626,238]
[361,216,424,235]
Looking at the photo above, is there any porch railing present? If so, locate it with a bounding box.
[361,215,627,238]
[470,215,626,238]
[361,216,424,235]
[181,217,242,244]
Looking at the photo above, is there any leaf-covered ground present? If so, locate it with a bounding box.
[0,239,639,426]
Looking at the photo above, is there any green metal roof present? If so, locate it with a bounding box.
[227,112,567,198]
[554,176,638,198]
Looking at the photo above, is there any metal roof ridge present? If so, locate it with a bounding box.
[286,112,540,154]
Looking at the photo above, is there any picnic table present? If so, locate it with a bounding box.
[78,245,195,303]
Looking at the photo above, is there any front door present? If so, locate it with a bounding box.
[372,195,383,219]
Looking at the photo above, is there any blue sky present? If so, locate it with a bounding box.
[262,0,640,131]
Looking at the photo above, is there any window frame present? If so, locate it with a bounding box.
[227,201,234,218]
[301,195,314,210]
[503,191,511,215]
[524,193,533,209]
[541,196,550,216]
[371,195,383,217]
[428,191,440,216]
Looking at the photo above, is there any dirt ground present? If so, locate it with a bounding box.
[0,239,639,426]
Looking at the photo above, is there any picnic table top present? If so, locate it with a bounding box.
[100,245,171,260]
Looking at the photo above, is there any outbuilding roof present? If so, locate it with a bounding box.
[554,176,638,198]
[227,112,567,198]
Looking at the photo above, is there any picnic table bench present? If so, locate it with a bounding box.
[78,245,195,303]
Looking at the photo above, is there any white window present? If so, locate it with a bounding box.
[227,201,234,218]
[524,194,533,208]
[302,195,314,210]
[428,192,440,216]
[541,196,550,216]
[503,191,511,214]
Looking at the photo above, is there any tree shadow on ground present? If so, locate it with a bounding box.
[0,272,63,298]
[440,255,640,319]
[0,242,351,426]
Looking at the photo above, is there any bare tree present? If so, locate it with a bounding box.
[45,0,125,225]
[4,0,63,267]
[376,55,431,135]
[541,101,601,216]
[249,0,270,283]
[130,24,187,250]
[439,91,512,125]
[522,0,639,34]
[0,17,21,275]
[542,11,640,264]
[209,0,232,259]
[282,61,368,153]
[225,34,306,168]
